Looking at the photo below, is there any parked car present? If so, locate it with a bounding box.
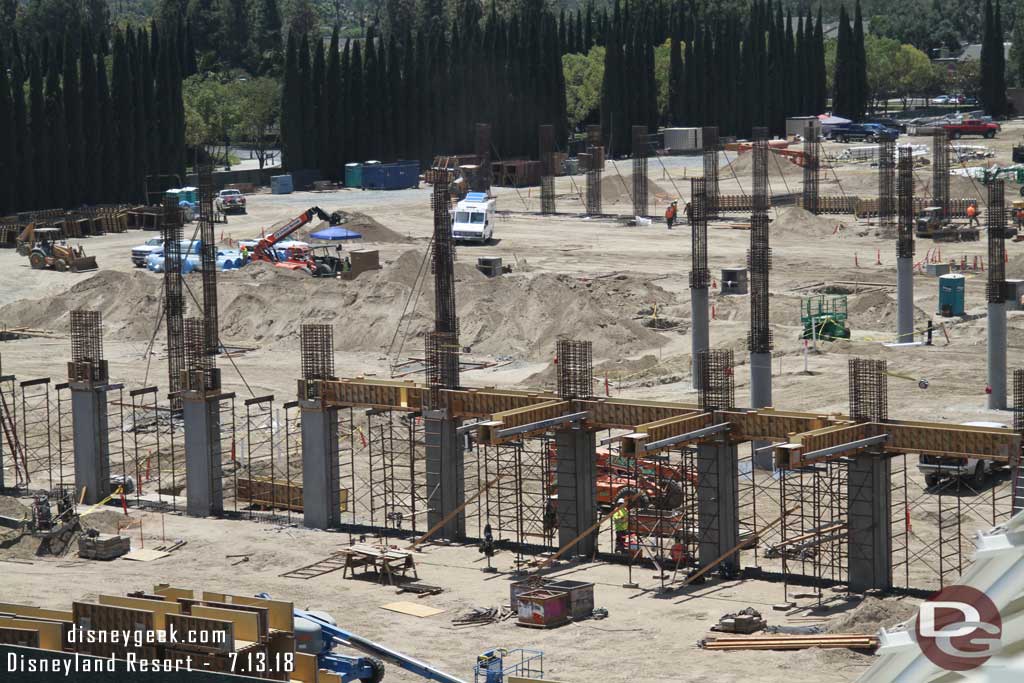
[829,123,900,143]
[864,117,908,133]
[918,421,1010,488]
[930,95,952,105]
[131,237,164,268]
[215,189,247,214]
[943,119,1000,139]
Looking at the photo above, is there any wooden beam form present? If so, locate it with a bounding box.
[318,378,1021,463]
[620,412,714,456]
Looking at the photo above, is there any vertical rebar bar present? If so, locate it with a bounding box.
[703,126,720,219]
[198,164,219,358]
[802,124,820,214]
[632,125,649,217]
[932,128,950,219]
[878,135,896,237]
[162,194,185,409]
[539,124,556,215]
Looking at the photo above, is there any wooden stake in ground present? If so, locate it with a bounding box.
[680,504,798,587]
[406,474,505,552]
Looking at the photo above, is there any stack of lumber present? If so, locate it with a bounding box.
[700,633,879,651]
[77,533,131,560]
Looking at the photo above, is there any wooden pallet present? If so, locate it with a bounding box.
[279,552,348,580]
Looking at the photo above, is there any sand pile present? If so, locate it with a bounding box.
[847,289,898,330]
[772,206,840,238]
[0,251,676,362]
[725,149,804,183]
[80,509,128,534]
[600,174,671,204]
[827,596,920,633]
[291,210,413,244]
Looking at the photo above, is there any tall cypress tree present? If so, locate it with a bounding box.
[0,61,13,215]
[280,32,300,169]
[45,45,69,208]
[833,6,851,118]
[996,1,1007,116]
[323,28,341,179]
[852,0,867,118]
[63,31,84,207]
[298,33,315,169]
[131,30,148,201]
[29,45,48,209]
[111,31,135,202]
[310,34,324,173]
[80,30,100,203]
[11,51,33,210]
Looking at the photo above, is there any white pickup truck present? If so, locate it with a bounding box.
[451,192,495,243]
[131,237,165,267]
[918,421,1010,488]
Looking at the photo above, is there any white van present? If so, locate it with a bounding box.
[451,192,495,243]
[918,421,1009,488]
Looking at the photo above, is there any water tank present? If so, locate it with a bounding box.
[345,163,363,188]
[938,273,966,317]
[270,174,293,195]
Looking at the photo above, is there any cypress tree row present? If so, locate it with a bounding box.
[982,0,1008,116]
[0,26,186,215]
[280,3,567,176]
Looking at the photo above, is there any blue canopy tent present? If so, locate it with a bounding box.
[310,226,363,241]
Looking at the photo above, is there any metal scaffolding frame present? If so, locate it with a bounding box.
[20,378,53,489]
[243,395,283,521]
[55,383,73,494]
[128,386,166,509]
[367,410,426,534]
[482,436,555,568]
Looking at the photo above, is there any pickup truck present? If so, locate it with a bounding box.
[943,119,1000,139]
[215,188,247,214]
[828,123,899,143]
[131,237,165,267]
[918,421,1009,488]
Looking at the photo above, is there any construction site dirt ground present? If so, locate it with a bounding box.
[2,122,1023,681]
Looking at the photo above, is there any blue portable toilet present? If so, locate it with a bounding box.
[938,273,965,317]
[270,174,293,194]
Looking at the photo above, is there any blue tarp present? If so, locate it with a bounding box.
[310,226,363,241]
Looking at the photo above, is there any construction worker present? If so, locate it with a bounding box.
[684,200,692,222]
[967,202,980,228]
[612,497,629,551]
[665,200,678,230]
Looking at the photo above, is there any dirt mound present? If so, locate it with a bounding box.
[773,206,842,238]
[725,149,804,182]
[0,496,31,519]
[80,509,127,534]
[600,174,672,205]
[847,289,898,330]
[827,597,920,634]
[291,210,414,244]
[0,250,675,362]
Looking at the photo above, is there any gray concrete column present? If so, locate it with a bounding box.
[750,351,774,470]
[183,395,223,517]
[554,428,597,557]
[897,257,914,343]
[71,386,110,504]
[697,439,740,575]
[691,287,709,390]
[300,402,340,529]
[424,412,464,540]
[988,301,1007,410]
[847,454,892,592]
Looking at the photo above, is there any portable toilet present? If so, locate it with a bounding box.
[345,163,363,188]
[270,174,293,194]
[938,273,966,317]
[180,186,198,203]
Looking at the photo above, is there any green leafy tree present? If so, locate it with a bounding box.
[183,74,241,164]
[563,45,604,130]
[229,77,280,168]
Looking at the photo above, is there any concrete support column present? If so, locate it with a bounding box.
[897,257,914,343]
[300,401,340,529]
[690,288,709,390]
[750,352,773,470]
[554,428,597,557]
[424,412,464,540]
[697,439,740,575]
[847,454,892,592]
[988,302,1007,410]
[71,386,110,504]
[183,394,223,517]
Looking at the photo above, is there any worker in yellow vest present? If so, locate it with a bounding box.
[612,498,629,551]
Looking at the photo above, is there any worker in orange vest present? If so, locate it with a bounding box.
[967,202,980,228]
[665,200,678,230]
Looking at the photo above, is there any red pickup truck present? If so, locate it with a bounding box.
[943,119,1000,139]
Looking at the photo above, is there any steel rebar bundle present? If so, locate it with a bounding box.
[431,182,458,338]
[697,349,735,411]
[70,310,106,383]
[300,324,335,400]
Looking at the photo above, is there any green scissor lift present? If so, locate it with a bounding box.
[801,294,851,341]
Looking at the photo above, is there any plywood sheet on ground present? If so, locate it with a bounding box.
[122,548,171,561]
[380,601,444,618]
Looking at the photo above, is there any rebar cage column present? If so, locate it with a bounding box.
[690,178,710,389]
[539,124,556,215]
[162,194,185,409]
[932,128,950,219]
[182,317,224,517]
[802,124,820,214]
[896,147,915,342]
[703,126,720,218]
[878,135,896,237]
[632,125,649,218]
[198,164,219,357]
[68,310,111,504]
[749,128,773,471]
[585,125,602,215]
[553,339,597,556]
